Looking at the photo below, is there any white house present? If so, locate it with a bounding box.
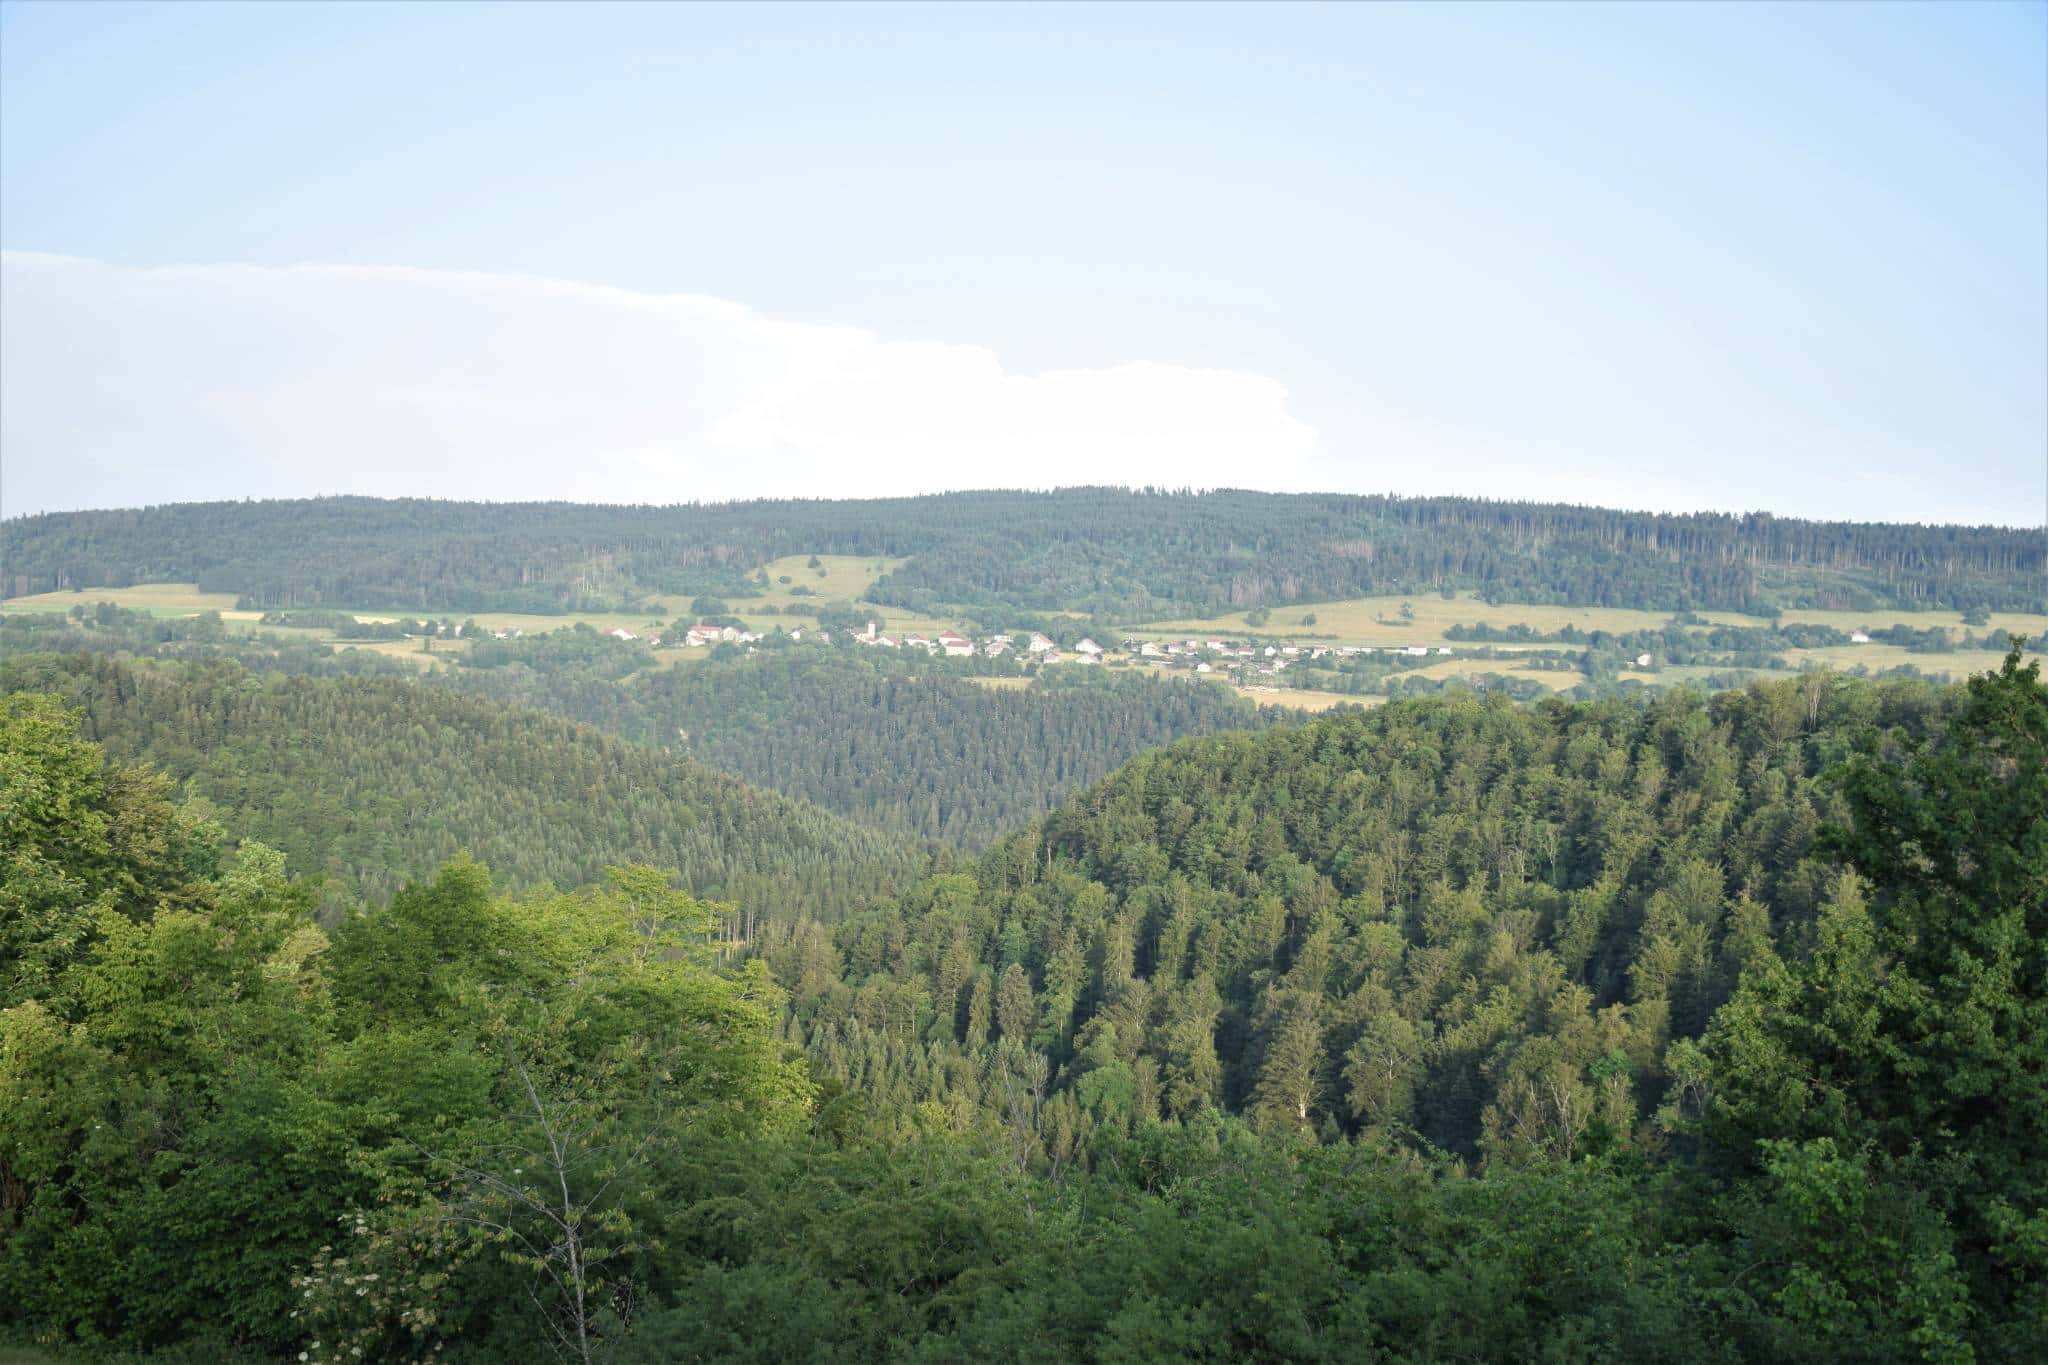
[1850,631,1872,644]
[1074,638,1103,657]
[984,637,1012,656]
[1435,646,1453,656]
[1139,641,1164,658]
[1028,633,1056,654]
[1195,662,1212,673]
[1403,645,1430,657]
[608,627,638,641]
[1635,653,1653,667]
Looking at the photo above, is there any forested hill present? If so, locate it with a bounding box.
[6,646,2041,1361]
[442,650,1292,847]
[6,487,2039,617]
[0,653,921,922]
[770,669,1961,1158]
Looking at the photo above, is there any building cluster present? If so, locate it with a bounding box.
[508,619,1478,678]
[1124,635,1454,676]
[846,622,1105,661]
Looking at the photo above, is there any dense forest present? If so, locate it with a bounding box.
[1,611,1292,848]
[443,646,1291,847]
[3,648,2040,1361]
[6,488,2040,618]
[0,653,920,926]
[766,672,1945,1158]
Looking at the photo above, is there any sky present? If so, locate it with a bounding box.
[1,0,2043,526]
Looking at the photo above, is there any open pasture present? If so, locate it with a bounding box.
[1777,642,2042,680]
[1130,592,1756,646]
[1396,655,1576,691]
[0,582,243,616]
[752,553,906,606]
[1234,685,1379,713]
[1772,606,2048,639]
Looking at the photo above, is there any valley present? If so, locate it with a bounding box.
[3,492,2043,1363]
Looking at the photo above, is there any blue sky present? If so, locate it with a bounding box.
[2,0,2043,524]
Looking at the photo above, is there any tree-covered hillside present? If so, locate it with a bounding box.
[769,671,1956,1158]
[0,653,920,924]
[2,610,1291,847]
[6,487,2039,618]
[444,648,1292,847]
[5,650,2039,1361]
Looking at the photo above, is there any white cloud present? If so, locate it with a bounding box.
[0,252,1320,516]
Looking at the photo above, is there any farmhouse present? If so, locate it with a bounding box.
[1850,631,1872,644]
[1028,633,1055,654]
[1074,638,1103,657]
[939,631,974,657]
[608,627,638,641]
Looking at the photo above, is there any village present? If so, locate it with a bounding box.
[551,616,1545,680]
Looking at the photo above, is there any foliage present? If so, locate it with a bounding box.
[4,648,2041,1361]
[772,673,1957,1163]
[6,489,2039,619]
[0,654,920,923]
[443,646,1287,847]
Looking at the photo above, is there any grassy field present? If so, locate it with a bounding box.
[965,675,1034,691]
[338,638,464,669]
[1131,592,1756,645]
[1774,606,2048,638]
[1778,642,2042,679]
[0,583,243,616]
[1234,684,1380,712]
[1395,655,1577,690]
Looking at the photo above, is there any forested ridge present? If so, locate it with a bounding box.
[2,649,2042,1362]
[443,647,1291,847]
[769,673,1943,1155]
[0,652,920,923]
[7,487,2039,618]
[1,609,1293,848]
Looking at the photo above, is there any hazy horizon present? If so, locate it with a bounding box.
[4,2,2044,526]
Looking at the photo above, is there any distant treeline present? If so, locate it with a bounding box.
[6,488,2039,618]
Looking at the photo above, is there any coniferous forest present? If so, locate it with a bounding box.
[3,633,2043,1361]
[8,0,2046,1357]
[6,489,2041,618]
